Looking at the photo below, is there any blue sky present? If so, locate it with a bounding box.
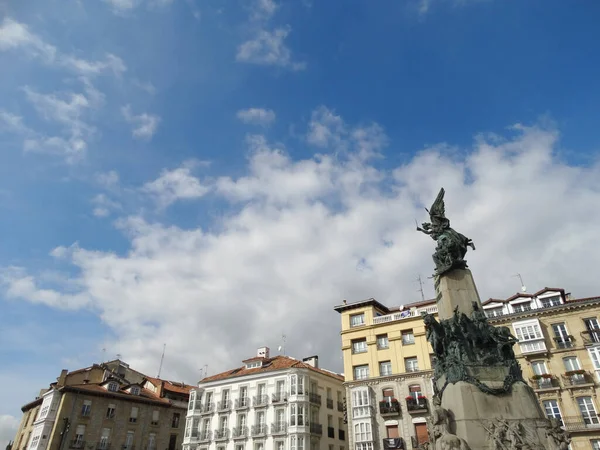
[2,0,600,445]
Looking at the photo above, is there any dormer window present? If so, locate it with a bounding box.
[246,361,262,369]
[540,296,562,308]
[107,382,119,392]
[130,386,140,396]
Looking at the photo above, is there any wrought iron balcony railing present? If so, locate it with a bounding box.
[271,422,288,435]
[383,438,404,450]
[326,398,334,409]
[253,395,269,408]
[561,371,595,387]
[581,330,600,345]
[251,425,268,437]
[327,427,335,438]
[272,393,288,404]
[337,401,344,412]
[97,444,111,450]
[235,398,250,409]
[217,400,231,412]
[309,393,322,405]
[70,441,85,449]
[198,431,211,442]
[310,423,323,435]
[232,427,248,439]
[200,403,215,415]
[406,399,428,413]
[529,376,560,390]
[562,415,600,431]
[553,336,575,349]
[214,429,230,441]
[379,400,401,415]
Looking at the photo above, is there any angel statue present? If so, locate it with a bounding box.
[417,188,475,276]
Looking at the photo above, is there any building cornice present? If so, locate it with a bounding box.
[21,397,44,412]
[343,370,433,388]
[59,386,176,408]
[488,297,600,324]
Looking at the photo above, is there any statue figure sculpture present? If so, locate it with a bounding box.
[417,188,475,276]
[430,407,471,450]
[545,419,570,450]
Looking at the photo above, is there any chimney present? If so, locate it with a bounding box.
[257,347,270,358]
[57,369,68,387]
[302,355,319,368]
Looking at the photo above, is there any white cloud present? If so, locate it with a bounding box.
[121,105,160,140]
[103,0,175,14]
[61,53,126,77]
[3,112,600,387]
[236,108,276,126]
[91,194,122,217]
[251,0,278,21]
[95,170,120,188]
[0,414,19,450]
[0,18,56,62]
[0,110,31,134]
[142,164,210,207]
[237,27,305,71]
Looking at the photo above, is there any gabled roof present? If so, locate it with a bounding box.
[144,376,194,396]
[200,355,344,383]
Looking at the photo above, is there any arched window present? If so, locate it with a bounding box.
[382,388,395,402]
[408,384,421,400]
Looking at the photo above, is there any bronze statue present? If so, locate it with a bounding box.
[417,188,475,276]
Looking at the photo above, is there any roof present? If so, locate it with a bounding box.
[60,383,172,406]
[200,355,344,384]
[144,376,194,396]
[333,297,389,314]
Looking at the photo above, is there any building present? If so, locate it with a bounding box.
[11,360,194,450]
[182,347,347,450]
[485,288,600,450]
[335,288,600,450]
[334,298,439,450]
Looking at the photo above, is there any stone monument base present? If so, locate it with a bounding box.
[435,269,481,320]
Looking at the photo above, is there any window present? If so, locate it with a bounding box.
[512,302,532,313]
[219,416,228,432]
[236,445,245,450]
[592,441,600,450]
[106,404,116,419]
[289,404,305,426]
[107,382,119,392]
[352,339,368,354]
[246,361,261,369]
[290,374,305,395]
[191,418,199,438]
[131,386,140,396]
[172,413,180,428]
[254,444,264,450]
[350,313,365,328]
[277,442,284,450]
[353,365,369,380]
[81,400,91,417]
[531,361,548,375]
[514,323,542,341]
[291,436,296,450]
[552,323,571,348]
[376,335,389,349]
[589,347,600,382]
[563,356,581,371]
[540,296,561,308]
[125,431,135,450]
[257,383,266,397]
[354,422,372,442]
[222,389,230,403]
[29,435,40,450]
[151,410,159,425]
[408,385,422,400]
[39,406,49,419]
[99,429,110,450]
[237,413,247,429]
[351,387,371,418]
[577,397,600,424]
[405,357,419,372]
[542,400,562,425]
[298,437,304,450]
[130,407,138,423]
[204,392,213,407]
[239,386,248,406]
[74,425,85,448]
[401,330,415,345]
[355,445,373,450]
[585,318,600,343]
[276,380,285,395]
[379,361,392,376]
[147,434,156,450]
[188,391,196,411]
[485,307,503,318]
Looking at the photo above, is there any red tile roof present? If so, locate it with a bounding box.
[61,383,171,406]
[144,376,194,396]
[201,355,344,383]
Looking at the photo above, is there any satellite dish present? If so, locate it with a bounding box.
[278,346,282,351]
[521,286,527,292]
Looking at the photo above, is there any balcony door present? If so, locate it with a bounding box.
[276,409,285,426]
[589,347,600,382]
[585,318,600,343]
[414,423,428,445]
[386,425,399,438]
[577,396,600,425]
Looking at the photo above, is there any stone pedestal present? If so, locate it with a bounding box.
[434,269,482,320]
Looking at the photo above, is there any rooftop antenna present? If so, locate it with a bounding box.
[513,274,527,292]
[157,343,166,378]
[102,348,106,363]
[416,275,426,302]
[278,334,287,356]
[116,353,122,361]
[204,364,208,378]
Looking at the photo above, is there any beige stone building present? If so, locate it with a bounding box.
[11,360,193,450]
[183,347,347,450]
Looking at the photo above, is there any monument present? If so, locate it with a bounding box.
[416,188,570,450]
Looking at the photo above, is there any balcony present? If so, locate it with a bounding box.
[379,400,401,416]
[253,395,269,408]
[309,393,322,406]
[383,438,404,450]
[581,331,600,346]
[271,422,288,435]
[189,431,199,440]
[235,398,250,410]
[561,371,595,388]
[232,427,248,439]
[339,430,345,441]
[217,400,231,412]
[70,441,85,449]
[327,398,334,409]
[529,375,560,391]
[97,444,111,450]
[519,340,548,355]
[337,401,344,412]
[251,425,268,437]
[327,427,335,438]
[214,429,230,441]
[122,447,134,450]
[406,398,428,413]
[199,403,215,415]
[199,431,211,443]
[562,415,600,431]
[553,336,575,349]
[310,423,323,436]
[272,393,288,404]
[373,305,438,325]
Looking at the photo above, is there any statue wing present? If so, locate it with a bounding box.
[429,188,446,219]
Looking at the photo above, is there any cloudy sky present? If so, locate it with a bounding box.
[2,0,600,445]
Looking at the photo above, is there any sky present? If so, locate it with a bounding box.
[1,0,600,445]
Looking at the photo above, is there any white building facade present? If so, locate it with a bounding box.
[183,348,348,450]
